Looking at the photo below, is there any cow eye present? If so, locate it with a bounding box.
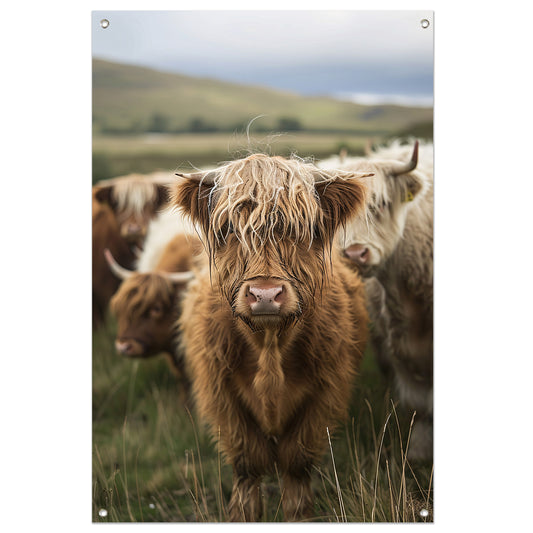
[217,221,233,242]
[150,305,163,318]
[369,200,388,216]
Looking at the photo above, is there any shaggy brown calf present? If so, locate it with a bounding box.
[173,154,371,521]
[105,234,201,401]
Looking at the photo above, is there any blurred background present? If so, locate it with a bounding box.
[92,10,433,183]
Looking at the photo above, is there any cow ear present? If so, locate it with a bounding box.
[94,185,117,211]
[155,184,171,209]
[315,171,372,232]
[401,173,424,202]
[172,172,216,231]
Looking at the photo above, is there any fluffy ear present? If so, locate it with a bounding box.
[172,171,217,231]
[155,184,171,210]
[399,173,424,203]
[94,185,117,210]
[315,171,372,233]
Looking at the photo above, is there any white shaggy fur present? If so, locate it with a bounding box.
[136,207,196,272]
[321,139,434,462]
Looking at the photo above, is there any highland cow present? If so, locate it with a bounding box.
[324,140,434,462]
[92,173,172,328]
[94,172,172,246]
[105,233,201,402]
[173,154,371,521]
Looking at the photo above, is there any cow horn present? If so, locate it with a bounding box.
[104,249,134,280]
[175,171,217,184]
[391,140,419,176]
[158,270,195,284]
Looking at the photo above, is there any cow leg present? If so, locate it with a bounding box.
[223,419,273,522]
[393,367,433,462]
[277,410,322,521]
[228,472,262,522]
[408,414,433,462]
[281,469,314,521]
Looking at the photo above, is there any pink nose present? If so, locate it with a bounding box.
[126,222,142,235]
[115,340,134,355]
[246,283,285,315]
[344,244,370,265]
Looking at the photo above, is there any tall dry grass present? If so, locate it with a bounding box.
[92,318,433,522]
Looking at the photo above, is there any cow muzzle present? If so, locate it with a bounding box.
[115,338,146,358]
[344,244,370,265]
[233,277,301,329]
[121,222,146,243]
[246,282,287,315]
[343,244,380,278]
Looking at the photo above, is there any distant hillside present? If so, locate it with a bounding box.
[92,59,432,135]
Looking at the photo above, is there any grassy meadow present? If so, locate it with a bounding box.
[93,59,433,136]
[92,59,432,183]
[92,131,381,183]
[92,316,433,523]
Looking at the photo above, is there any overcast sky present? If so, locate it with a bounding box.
[92,10,433,105]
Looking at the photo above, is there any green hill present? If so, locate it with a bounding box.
[92,59,432,135]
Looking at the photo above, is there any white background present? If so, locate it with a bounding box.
[1,1,532,531]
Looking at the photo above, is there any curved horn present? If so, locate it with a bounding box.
[364,139,373,156]
[175,170,217,184]
[391,140,419,176]
[104,249,134,280]
[158,270,195,284]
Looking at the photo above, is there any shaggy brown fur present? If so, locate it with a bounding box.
[92,175,171,328]
[92,188,136,328]
[173,154,371,521]
[94,173,170,245]
[109,234,201,403]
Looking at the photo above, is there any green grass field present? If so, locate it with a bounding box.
[93,59,433,137]
[92,316,433,523]
[92,132,380,183]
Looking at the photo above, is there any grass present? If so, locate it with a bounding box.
[93,59,433,136]
[92,316,433,523]
[92,131,376,183]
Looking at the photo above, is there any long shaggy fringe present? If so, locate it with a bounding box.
[110,274,174,322]
[112,177,161,217]
[204,154,357,254]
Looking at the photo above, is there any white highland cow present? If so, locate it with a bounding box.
[320,140,434,461]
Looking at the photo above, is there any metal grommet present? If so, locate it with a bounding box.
[421,19,430,29]
[100,19,110,29]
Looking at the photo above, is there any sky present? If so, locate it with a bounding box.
[92,10,433,106]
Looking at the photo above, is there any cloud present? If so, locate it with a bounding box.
[92,10,433,96]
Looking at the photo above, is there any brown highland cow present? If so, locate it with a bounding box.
[173,154,372,521]
[92,173,172,328]
[105,233,201,403]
